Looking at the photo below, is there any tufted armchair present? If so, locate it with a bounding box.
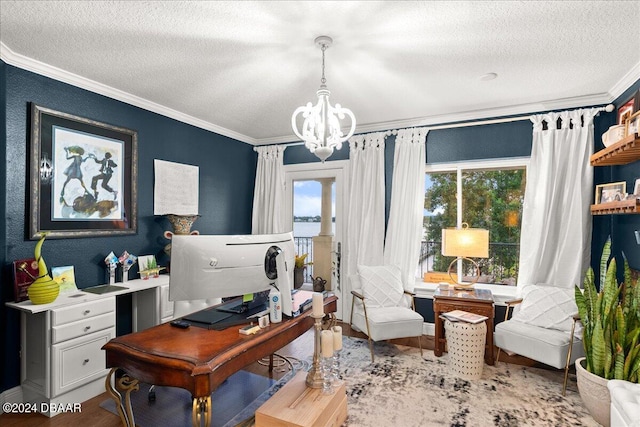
[349,265,424,362]
[494,283,584,395]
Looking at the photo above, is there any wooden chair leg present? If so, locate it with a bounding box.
[417,335,423,357]
[496,347,502,364]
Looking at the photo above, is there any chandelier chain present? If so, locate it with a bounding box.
[320,44,327,86]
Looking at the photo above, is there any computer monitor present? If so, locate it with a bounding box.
[169,232,295,317]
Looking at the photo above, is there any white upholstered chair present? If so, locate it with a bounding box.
[608,380,640,427]
[494,283,584,396]
[349,265,424,362]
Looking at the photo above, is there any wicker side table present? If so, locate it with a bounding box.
[444,319,487,380]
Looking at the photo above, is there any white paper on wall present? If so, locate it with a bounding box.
[153,159,199,215]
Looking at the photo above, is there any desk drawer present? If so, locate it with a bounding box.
[51,297,115,326]
[52,312,115,344]
[51,327,114,397]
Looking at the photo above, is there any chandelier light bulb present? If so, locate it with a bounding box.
[291,36,356,162]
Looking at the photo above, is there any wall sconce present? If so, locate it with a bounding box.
[442,223,489,288]
[40,153,53,184]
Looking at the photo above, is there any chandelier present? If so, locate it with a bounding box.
[291,36,356,162]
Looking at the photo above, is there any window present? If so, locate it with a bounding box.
[420,158,528,285]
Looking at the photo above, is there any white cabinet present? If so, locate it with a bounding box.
[20,297,115,416]
[160,283,174,323]
[6,276,171,417]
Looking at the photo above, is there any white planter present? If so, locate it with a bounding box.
[576,357,610,426]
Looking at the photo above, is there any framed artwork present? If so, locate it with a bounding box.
[595,181,627,204]
[634,178,640,196]
[625,111,640,137]
[617,90,640,125]
[29,104,138,239]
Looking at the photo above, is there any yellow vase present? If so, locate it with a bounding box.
[27,234,60,304]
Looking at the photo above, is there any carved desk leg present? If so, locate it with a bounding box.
[192,395,212,427]
[105,368,139,427]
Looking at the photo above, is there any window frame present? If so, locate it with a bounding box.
[424,156,530,283]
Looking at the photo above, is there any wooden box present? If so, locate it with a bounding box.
[255,371,347,427]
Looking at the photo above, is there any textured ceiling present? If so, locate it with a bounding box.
[1,1,639,145]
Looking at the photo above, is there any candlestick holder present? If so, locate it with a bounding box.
[322,355,334,395]
[331,349,343,387]
[306,313,325,388]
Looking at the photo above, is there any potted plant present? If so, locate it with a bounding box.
[294,253,312,289]
[574,237,640,426]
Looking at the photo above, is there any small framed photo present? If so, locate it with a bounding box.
[52,266,78,294]
[634,178,640,196]
[595,181,627,204]
[625,111,640,137]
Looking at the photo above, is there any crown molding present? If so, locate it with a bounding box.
[3,41,637,147]
[608,60,640,101]
[0,42,257,145]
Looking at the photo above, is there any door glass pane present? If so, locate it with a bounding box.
[292,180,336,283]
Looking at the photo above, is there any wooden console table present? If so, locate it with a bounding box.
[433,288,495,365]
[103,295,337,427]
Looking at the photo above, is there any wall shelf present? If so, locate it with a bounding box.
[591,199,640,215]
[590,133,640,166]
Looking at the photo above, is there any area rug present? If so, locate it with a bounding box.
[333,338,598,427]
[100,362,304,427]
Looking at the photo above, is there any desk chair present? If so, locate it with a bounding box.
[494,284,583,396]
[349,265,424,362]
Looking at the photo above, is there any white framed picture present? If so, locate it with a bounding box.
[634,178,640,196]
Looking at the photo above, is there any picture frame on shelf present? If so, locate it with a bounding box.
[634,178,640,197]
[618,96,635,125]
[625,111,640,137]
[29,103,138,239]
[595,181,626,204]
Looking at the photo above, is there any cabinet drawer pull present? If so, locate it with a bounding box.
[84,326,91,331]
[83,359,90,365]
[83,310,91,315]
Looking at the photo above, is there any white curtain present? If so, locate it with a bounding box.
[384,127,428,290]
[251,145,288,234]
[517,108,598,291]
[344,132,387,284]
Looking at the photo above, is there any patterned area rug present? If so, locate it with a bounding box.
[333,337,598,427]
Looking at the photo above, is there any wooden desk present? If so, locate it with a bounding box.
[433,288,495,365]
[103,295,337,427]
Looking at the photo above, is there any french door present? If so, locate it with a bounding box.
[284,161,348,320]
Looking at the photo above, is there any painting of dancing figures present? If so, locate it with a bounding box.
[53,126,123,220]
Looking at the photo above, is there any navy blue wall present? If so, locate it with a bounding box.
[0,61,9,395]
[425,120,533,163]
[1,63,257,392]
[593,80,640,280]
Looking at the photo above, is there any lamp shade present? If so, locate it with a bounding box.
[442,227,489,258]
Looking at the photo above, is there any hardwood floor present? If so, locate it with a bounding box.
[0,321,536,426]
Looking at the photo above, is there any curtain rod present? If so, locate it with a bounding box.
[275,104,614,147]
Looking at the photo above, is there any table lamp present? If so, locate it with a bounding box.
[441,223,489,288]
